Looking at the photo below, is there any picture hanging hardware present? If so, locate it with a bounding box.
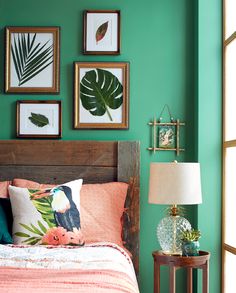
[158,104,174,123]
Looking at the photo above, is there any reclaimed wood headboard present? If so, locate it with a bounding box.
[0,140,140,275]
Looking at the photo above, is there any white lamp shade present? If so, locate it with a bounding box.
[148,162,202,205]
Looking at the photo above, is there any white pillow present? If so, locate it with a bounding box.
[8,179,84,246]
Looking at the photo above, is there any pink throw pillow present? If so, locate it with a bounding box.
[80,182,128,247]
[0,181,12,198]
[12,179,128,248]
[13,178,55,190]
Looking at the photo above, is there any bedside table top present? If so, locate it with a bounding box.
[152,250,210,267]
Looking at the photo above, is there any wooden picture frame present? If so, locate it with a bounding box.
[83,10,120,55]
[16,100,62,138]
[5,27,60,94]
[74,62,129,129]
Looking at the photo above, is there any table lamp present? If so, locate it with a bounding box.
[148,162,202,255]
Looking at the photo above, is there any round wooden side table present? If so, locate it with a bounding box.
[152,250,210,293]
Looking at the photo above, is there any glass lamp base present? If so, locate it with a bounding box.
[157,215,191,255]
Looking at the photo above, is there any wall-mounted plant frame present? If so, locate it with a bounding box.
[16,100,62,138]
[5,26,60,94]
[74,62,129,129]
[83,10,120,55]
[147,118,185,156]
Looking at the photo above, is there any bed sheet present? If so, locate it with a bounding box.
[0,242,139,293]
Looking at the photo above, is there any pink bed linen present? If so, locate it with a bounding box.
[0,267,137,293]
[0,243,139,293]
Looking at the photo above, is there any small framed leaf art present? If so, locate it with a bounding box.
[83,10,120,55]
[5,27,60,93]
[74,62,129,129]
[16,100,62,138]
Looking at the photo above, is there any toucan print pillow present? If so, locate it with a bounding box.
[8,179,84,246]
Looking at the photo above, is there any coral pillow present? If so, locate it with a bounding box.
[13,178,54,190]
[13,179,129,248]
[9,179,84,246]
[0,181,12,198]
[80,182,128,247]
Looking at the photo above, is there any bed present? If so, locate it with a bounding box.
[0,140,140,293]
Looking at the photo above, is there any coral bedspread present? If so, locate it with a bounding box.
[0,242,139,293]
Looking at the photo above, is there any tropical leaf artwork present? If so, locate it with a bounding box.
[15,221,49,245]
[28,112,49,127]
[80,68,123,121]
[29,189,56,228]
[96,21,108,44]
[11,33,53,86]
[14,188,84,246]
[14,189,56,245]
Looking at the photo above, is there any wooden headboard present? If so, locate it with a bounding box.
[0,140,140,275]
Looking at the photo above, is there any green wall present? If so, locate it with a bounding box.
[0,0,221,292]
[197,0,222,292]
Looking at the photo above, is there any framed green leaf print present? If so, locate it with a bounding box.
[5,27,60,93]
[74,62,129,129]
[83,10,120,55]
[16,100,62,138]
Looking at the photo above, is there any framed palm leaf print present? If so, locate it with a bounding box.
[5,27,60,93]
[74,62,129,129]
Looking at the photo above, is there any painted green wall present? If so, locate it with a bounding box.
[197,0,222,292]
[0,0,221,292]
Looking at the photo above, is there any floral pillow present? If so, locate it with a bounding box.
[13,179,129,249]
[8,179,84,246]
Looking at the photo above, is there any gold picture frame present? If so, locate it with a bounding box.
[74,62,129,129]
[5,26,60,94]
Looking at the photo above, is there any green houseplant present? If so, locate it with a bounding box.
[181,229,201,256]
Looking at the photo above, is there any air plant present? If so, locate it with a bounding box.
[181,229,201,242]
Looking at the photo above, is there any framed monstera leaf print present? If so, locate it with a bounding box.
[16,100,62,138]
[74,62,129,129]
[83,10,120,55]
[5,27,60,93]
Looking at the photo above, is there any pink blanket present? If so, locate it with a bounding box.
[0,243,139,293]
[0,267,138,293]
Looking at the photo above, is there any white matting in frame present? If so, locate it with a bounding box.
[84,10,120,55]
[17,101,61,138]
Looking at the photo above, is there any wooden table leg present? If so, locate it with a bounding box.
[154,260,160,293]
[169,266,176,293]
[202,261,209,293]
[187,268,193,293]
[152,251,210,293]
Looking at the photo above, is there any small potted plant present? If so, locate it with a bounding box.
[181,229,201,256]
